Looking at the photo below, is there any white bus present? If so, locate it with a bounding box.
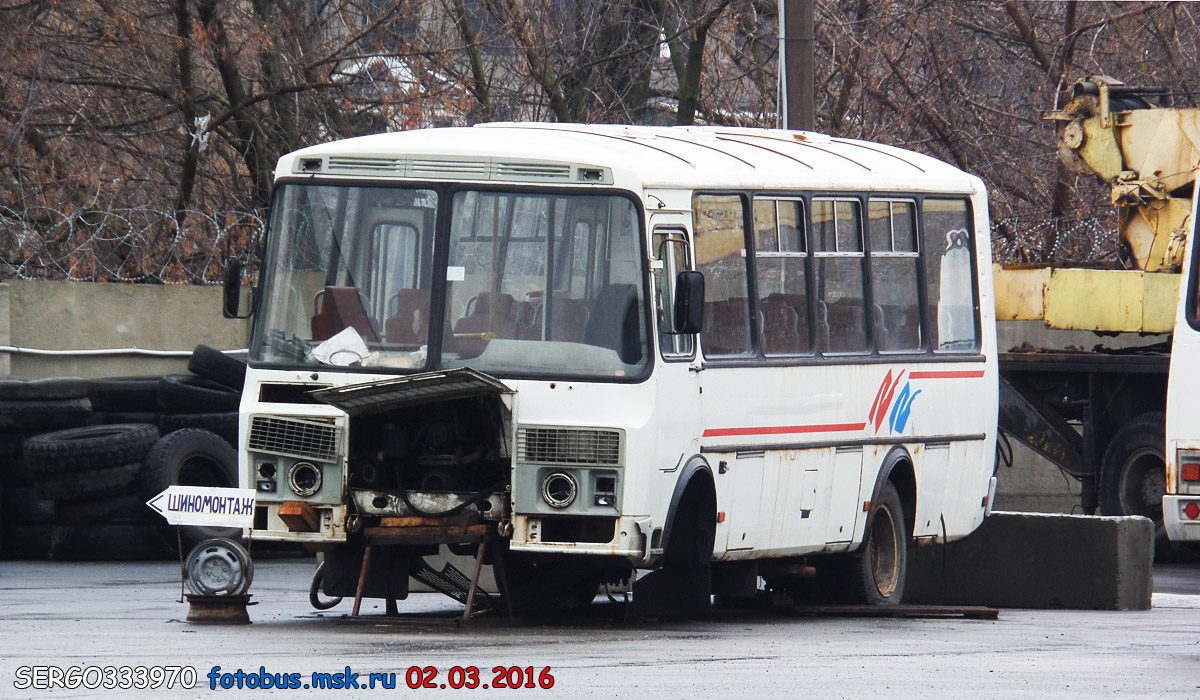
[226,123,998,613]
[1165,195,1200,542]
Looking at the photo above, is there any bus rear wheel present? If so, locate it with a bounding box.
[847,481,907,605]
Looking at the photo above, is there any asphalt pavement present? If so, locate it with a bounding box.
[2,559,1199,699]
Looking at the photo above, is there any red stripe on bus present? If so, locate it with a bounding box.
[909,369,985,379]
[702,422,867,438]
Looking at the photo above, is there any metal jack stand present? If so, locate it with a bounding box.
[350,516,513,624]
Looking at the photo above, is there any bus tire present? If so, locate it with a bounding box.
[847,480,907,605]
[1099,412,1167,548]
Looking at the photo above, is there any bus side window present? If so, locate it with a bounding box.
[693,194,752,357]
[812,198,867,353]
[922,198,978,351]
[868,199,921,352]
[753,198,811,355]
[653,228,694,358]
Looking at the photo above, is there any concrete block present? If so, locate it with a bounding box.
[905,511,1153,610]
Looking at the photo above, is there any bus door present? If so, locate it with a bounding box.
[650,218,704,503]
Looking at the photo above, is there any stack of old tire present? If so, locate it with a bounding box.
[0,377,93,559]
[0,345,247,560]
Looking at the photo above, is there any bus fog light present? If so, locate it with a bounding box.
[288,462,323,497]
[1185,502,1200,520]
[541,472,577,508]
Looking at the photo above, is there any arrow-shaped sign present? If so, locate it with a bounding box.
[146,485,257,528]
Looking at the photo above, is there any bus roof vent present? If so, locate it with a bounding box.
[409,158,489,179]
[492,161,573,182]
[517,426,623,466]
[325,156,403,174]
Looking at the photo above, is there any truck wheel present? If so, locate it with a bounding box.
[1100,412,1166,544]
[846,481,907,605]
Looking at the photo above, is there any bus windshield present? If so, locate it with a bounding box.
[250,184,650,380]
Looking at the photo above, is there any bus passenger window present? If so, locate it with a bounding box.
[753,198,810,355]
[812,198,867,353]
[922,198,978,351]
[868,200,921,352]
[694,194,752,357]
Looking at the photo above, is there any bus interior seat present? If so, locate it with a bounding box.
[584,284,642,364]
[521,297,590,342]
[451,291,520,356]
[311,286,381,343]
[825,298,866,353]
[383,289,431,346]
[759,296,805,354]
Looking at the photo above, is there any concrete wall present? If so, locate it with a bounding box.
[0,280,250,379]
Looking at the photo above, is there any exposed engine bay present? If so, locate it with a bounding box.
[309,368,514,524]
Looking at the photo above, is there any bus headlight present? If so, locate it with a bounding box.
[288,462,323,497]
[541,472,577,508]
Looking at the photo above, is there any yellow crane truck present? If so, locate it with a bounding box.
[996,76,1200,549]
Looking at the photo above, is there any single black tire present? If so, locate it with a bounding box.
[50,523,174,561]
[34,462,142,502]
[157,375,240,414]
[89,411,160,426]
[187,345,247,391]
[0,524,53,560]
[140,429,241,550]
[24,423,160,473]
[2,486,56,524]
[0,398,91,431]
[1100,412,1168,547]
[86,376,161,412]
[845,481,907,605]
[159,412,238,447]
[54,495,148,525]
[0,377,87,400]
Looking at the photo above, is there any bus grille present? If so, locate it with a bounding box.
[517,427,622,466]
[247,415,339,463]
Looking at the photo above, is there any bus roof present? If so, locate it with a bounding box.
[278,123,982,194]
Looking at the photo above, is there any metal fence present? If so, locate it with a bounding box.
[1,206,1118,284]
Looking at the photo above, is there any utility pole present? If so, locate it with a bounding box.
[779,0,815,131]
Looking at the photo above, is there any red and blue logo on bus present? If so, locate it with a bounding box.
[869,369,920,435]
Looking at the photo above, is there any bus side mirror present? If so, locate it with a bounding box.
[222,257,252,319]
[673,270,704,334]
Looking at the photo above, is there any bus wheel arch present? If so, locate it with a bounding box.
[870,447,916,540]
[660,456,717,568]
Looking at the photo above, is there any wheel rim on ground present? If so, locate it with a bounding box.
[1118,446,1165,523]
[185,539,253,596]
[868,503,901,599]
